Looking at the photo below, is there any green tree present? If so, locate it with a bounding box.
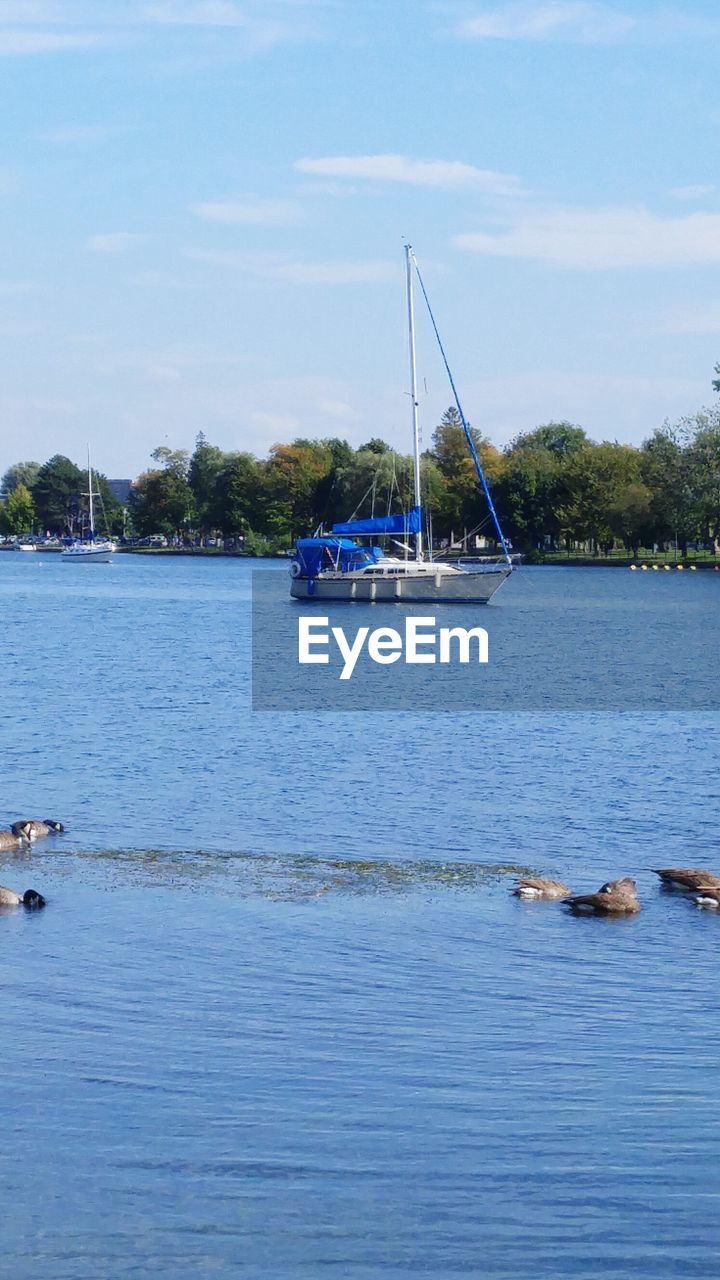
[212,453,261,535]
[497,423,592,551]
[496,432,564,550]
[313,438,354,529]
[356,438,391,455]
[641,426,698,552]
[607,481,654,555]
[332,447,411,521]
[516,421,588,456]
[91,471,124,536]
[151,446,190,476]
[262,439,335,539]
[684,410,720,543]
[0,483,35,535]
[556,443,643,551]
[129,447,195,538]
[1,461,40,497]
[32,455,85,533]
[430,406,504,541]
[188,433,227,534]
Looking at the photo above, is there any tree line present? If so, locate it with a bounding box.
[2,404,720,556]
[0,456,123,540]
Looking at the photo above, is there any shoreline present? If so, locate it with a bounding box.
[2,545,719,569]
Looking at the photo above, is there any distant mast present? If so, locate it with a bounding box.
[405,243,423,562]
[87,445,94,541]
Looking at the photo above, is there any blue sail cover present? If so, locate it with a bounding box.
[294,537,382,578]
[331,506,422,537]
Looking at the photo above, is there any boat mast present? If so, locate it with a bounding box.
[405,244,423,562]
[87,445,94,540]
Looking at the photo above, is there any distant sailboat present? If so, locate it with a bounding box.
[61,448,116,563]
[289,245,512,603]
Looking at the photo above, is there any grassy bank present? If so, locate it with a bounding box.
[535,549,720,568]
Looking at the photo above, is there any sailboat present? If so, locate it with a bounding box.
[289,245,513,603]
[61,449,117,563]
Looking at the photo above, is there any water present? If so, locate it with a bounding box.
[1,553,719,1279]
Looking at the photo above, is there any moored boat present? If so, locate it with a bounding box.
[289,245,512,604]
[290,538,509,602]
[61,448,116,563]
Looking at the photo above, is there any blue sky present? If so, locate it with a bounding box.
[2,0,720,477]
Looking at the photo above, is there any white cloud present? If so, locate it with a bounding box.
[244,375,364,450]
[0,30,105,53]
[86,232,149,253]
[460,371,703,448]
[40,123,117,144]
[0,4,69,19]
[88,344,253,375]
[668,184,716,202]
[248,409,300,435]
[138,0,320,51]
[0,279,41,295]
[664,306,720,335]
[274,260,395,284]
[190,195,300,225]
[315,398,360,420]
[144,1,267,25]
[0,1,326,59]
[294,153,522,195]
[456,205,720,269]
[186,248,397,284]
[454,4,720,45]
[456,2,636,43]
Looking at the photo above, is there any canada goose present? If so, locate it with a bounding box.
[564,878,641,915]
[512,877,571,901]
[691,886,720,909]
[11,820,64,842]
[599,877,637,894]
[0,830,20,851]
[652,868,720,892]
[0,886,46,908]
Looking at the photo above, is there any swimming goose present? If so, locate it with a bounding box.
[564,878,641,915]
[598,877,637,894]
[0,886,46,908]
[0,830,20,851]
[652,868,720,892]
[11,820,65,842]
[691,886,720,909]
[513,877,571,901]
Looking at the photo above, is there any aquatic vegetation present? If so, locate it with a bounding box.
[61,846,529,902]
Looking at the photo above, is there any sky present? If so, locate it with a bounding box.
[2,0,720,478]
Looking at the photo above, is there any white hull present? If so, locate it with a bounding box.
[14,544,36,552]
[290,566,511,603]
[61,543,116,563]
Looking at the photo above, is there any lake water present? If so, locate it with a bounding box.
[1,553,719,1279]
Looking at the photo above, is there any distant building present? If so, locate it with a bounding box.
[108,479,131,505]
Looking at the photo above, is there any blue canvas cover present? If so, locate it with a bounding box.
[331,506,422,537]
[294,537,382,578]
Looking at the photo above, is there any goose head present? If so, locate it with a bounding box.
[22,890,46,909]
[11,821,34,840]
